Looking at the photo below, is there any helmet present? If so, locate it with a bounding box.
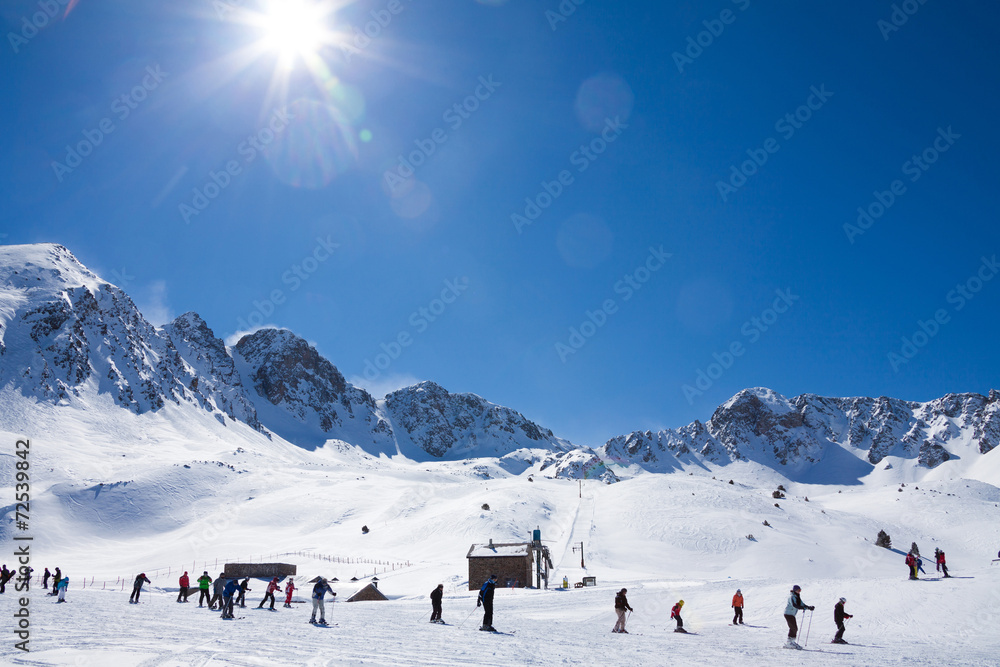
[736,589,741,594]
[792,585,801,592]
[839,597,847,604]
[678,600,684,605]
[620,588,627,593]
[490,574,497,580]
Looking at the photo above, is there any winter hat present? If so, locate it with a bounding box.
[620,588,627,593]
[792,585,801,592]
[736,589,741,594]
[678,600,684,606]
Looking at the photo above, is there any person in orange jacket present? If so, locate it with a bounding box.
[283,579,295,608]
[732,589,744,625]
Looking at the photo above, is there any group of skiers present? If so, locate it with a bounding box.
[782,584,854,649]
[128,571,337,624]
[905,549,950,579]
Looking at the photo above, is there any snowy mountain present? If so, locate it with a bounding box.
[1,243,998,486]
[602,387,1000,484]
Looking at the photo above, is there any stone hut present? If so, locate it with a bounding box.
[467,539,549,590]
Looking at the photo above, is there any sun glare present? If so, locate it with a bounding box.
[258,0,329,63]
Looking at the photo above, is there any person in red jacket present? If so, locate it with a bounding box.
[283,579,295,608]
[177,571,190,603]
[732,589,744,625]
[258,577,281,610]
[905,552,918,580]
[671,600,686,633]
[935,549,951,577]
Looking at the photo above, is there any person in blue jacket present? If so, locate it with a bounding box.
[56,576,69,603]
[310,577,336,624]
[477,574,497,631]
[783,585,814,649]
[221,578,241,619]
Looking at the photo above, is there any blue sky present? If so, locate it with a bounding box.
[3,0,999,447]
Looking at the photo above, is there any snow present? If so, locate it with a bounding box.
[2,391,1000,665]
[468,543,530,558]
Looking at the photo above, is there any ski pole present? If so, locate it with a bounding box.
[458,605,478,629]
[803,609,813,647]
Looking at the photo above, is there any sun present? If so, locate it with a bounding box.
[256,0,330,64]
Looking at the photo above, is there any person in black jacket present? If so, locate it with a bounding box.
[832,597,853,644]
[237,577,251,608]
[129,573,151,603]
[613,588,633,633]
[430,584,444,623]
[477,575,497,631]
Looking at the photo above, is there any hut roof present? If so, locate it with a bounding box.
[347,583,388,602]
[467,542,530,559]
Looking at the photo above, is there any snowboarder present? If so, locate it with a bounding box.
[832,597,853,644]
[197,572,212,607]
[783,584,814,649]
[936,549,951,577]
[430,584,444,623]
[310,577,336,624]
[221,578,241,619]
[612,588,633,633]
[56,576,69,602]
[284,579,295,608]
[905,552,918,580]
[129,573,151,603]
[177,571,190,602]
[671,600,686,632]
[732,589,744,625]
[42,567,51,591]
[51,567,61,596]
[477,574,497,631]
[258,577,281,610]
[237,577,251,607]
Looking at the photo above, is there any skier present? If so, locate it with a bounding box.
[783,584,814,649]
[237,577,251,607]
[210,573,226,610]
[56,575,69,603]
[284,579,295,608]
[221,578,241,619]
[612,588,633,633]
[258,577,281,610]
[936,549,951,577]
[0,564,10,593]
[905,552,918,580]
[671,600,686,632]
[916,555,927,575]
[732,589,744,625]
[43,567,51,591]
[832,597,853,644]
[477,574,497,631]
[129,573,151,604]
[310,577,336,624]
[51,567,62,596]
[430,584,444,623]
[197,571,212,607]
[177,571,190,602]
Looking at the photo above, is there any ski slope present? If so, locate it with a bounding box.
[1,392,1000,665]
